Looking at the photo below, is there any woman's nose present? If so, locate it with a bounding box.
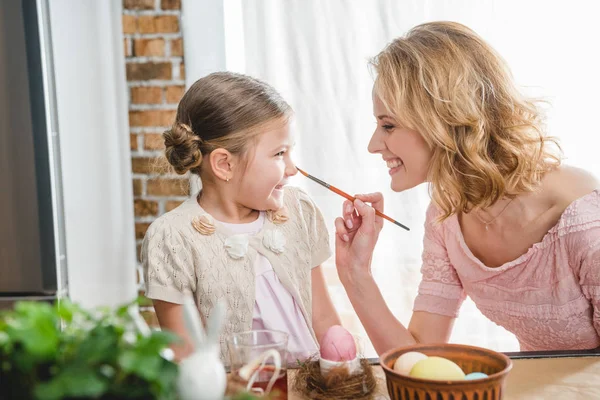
[368,129,385,154]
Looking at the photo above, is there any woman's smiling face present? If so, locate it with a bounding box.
[368,90,432,192]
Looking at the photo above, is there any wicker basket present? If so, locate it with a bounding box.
[380,343,512,400]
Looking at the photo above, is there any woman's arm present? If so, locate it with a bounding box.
[342,273,455,355]
[311,265,342,344]
[334,193,456,355]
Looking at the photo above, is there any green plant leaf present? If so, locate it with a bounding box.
[12,347,40,372]
[0,331,9,346]
[5,302,59,359]
[56,299,80,323]
[2,298,180,399]
[34,366,108,400]
[108,374,153,399]
[118,349,163,381]
[74,324,119,365]
[154,359,178,394]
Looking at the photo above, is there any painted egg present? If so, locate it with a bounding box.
[465,372,489,380]
[392,352,428,375]
[319,325,357,362]
[409,356,466,381]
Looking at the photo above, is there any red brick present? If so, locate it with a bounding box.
[134,199,158,216]
[129,109,176,127]
[126,62,172,81]
[135,222,151,239]
[133,179,143,196]
[137,15,179,34]
[165,200,183,211]
[130,133,138,151]
[133,38,165,57]
[144,133,165,150]
[122,15,137,34]
[131,86,162,104]
[179,63,185,80]
[165,85,184,103]
[170,38,183,57]
[161,0,181,10]
[147,178,189,196]
[131,157,171,174]
[123,0,154,10]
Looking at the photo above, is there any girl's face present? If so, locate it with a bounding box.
[368,91,432,192]
[235,118,297,211]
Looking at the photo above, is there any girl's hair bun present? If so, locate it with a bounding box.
[163,123,203,174]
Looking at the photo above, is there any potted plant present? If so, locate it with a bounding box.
[0,298,178,400]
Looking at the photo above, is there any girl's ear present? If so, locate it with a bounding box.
[208,149,236,182]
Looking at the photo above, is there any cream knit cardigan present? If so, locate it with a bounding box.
[142,186,331,360]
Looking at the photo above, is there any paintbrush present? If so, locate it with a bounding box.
[296,167,410,231]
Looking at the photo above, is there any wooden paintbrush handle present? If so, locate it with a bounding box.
[297,166,409,230]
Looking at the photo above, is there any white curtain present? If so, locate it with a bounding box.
[186,0,600,356]
[49,0,137,308]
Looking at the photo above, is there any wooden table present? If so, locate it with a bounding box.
[504,356,600,399]
[287,356,600,399]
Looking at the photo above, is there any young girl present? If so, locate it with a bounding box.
[141,72,341,362]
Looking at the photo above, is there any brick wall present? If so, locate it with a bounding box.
[123,0,189,260]
[122,0,189,325]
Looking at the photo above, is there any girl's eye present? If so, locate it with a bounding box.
[382,124,395,131]
[275,151,285,157]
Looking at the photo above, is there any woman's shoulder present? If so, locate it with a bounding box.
[424,201,454,229]
[541,166,600,234]
[543,165,600,208]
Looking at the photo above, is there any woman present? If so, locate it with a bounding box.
[335,21,600,354]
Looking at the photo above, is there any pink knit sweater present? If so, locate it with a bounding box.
[413,190,600,351]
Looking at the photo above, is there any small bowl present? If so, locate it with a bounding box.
[380,343,512,400]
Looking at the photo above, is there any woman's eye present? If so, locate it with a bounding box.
[382,124,395,131]
[275,151,285,157]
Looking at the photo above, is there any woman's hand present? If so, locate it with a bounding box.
[334,193,385,286]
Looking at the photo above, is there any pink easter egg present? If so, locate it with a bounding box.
[319,325,357,362]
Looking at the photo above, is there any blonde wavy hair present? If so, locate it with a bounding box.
[371,21,561,220]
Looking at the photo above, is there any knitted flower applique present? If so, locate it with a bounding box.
[224,234,249,259]
[191,214,216,235]
[263,229,286,254]
[266,206,289,225]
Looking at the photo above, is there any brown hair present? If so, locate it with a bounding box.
[163,72,292,175]
[371,21,561,219]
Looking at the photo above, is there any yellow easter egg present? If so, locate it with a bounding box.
[409,356,466,381]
